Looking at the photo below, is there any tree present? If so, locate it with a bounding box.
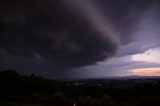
[134,96,160,106]
[99,95,117,106]
[76,96,96,106]
[45,92,72,106]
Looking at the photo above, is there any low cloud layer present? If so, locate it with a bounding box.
[1,0,160,79]
[71,1,160,79]
[0,0,119,70]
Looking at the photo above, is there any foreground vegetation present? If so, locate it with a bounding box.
[0,70,160,106]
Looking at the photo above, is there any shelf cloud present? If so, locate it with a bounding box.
[0,0,119,70]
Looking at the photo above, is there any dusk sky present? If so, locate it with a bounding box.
[0,0,160,79]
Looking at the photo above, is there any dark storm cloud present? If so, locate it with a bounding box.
[116,2,160,57]
[1,0,160,79]
[0,0,118,70]
[94,0,160,44]
[76,0,160,78]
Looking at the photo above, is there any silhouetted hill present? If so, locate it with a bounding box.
[1,70,160,106]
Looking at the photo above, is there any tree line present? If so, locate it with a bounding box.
[0,70,160,106]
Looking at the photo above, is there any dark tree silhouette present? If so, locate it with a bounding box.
[99,95,117,106]
[134,96,160,106]
[76,96,96,106]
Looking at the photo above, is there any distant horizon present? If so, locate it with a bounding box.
[1,69,160,81]
[0,0,160,79]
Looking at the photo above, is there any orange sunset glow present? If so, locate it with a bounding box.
[129,67,160,76]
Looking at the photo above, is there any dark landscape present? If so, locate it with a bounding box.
[1,0,160,106]
[1,70,160,106]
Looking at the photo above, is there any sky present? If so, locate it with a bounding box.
[0,0,160,79]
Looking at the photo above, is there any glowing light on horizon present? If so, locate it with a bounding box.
[131,48,160,64]
[129,67,160,76]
